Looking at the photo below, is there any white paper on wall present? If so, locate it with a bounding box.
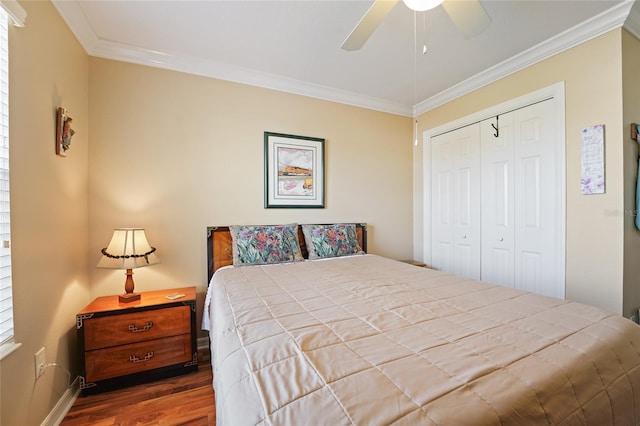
[581,124,605,195]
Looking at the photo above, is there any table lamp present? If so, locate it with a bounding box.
[97,228,159,303]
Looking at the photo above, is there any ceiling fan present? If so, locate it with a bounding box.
[341,0,491,51]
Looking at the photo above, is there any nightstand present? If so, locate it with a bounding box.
[76,287,198,395]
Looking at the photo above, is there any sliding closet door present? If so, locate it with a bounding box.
[431,125,481,279]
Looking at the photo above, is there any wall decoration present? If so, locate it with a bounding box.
[55,107,75,156]
[581,124,605,195]
[264,132,325,208]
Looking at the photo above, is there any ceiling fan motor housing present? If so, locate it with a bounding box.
[402,0,444,12]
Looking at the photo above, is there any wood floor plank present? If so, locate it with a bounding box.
[62,361,215,426]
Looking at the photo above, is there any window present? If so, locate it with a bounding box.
[0,0,26,360]
[0,6,10,346]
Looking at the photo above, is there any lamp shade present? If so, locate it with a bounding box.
[97,228,159,270]
[402,0,443,11]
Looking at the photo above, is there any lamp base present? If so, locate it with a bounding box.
[119,268,140,303]
[119,292,141,303]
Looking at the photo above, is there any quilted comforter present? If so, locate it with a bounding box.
[203,255,640,425]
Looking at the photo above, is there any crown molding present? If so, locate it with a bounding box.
[91,39,413,117]
[415,0,635,116]
[623,0,640,40]
[0,0,26,27]
[52,0,99,52]
[51,0,411,117]
[53,0,633,118]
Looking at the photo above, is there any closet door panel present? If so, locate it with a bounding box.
[453,129,481,279]
[491,248,512,285]
[454,165,477,278]
[431,126,481,280]
[493,161,509,227]
[481,117,515,288]
[431,137,454,274]
[456,167,472,226]
[436,242,452,272]
[514,100,560,298]
[521,251,542,295]
[437,170,451,225]
[521,156,541,230]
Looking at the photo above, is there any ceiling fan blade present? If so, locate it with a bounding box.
[341,0,399,51]
[442,0,491,39]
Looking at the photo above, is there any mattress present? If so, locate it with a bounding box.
[203,254,640,425]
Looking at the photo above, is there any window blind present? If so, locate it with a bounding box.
[0,7,13,346]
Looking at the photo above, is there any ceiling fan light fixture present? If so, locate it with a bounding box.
[402,0,444,12]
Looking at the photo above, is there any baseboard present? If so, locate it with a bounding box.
[40,376,80,426]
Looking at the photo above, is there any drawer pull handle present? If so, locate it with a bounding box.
[128,321,153,333]
[129,351,154,363]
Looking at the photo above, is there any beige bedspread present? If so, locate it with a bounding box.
[204,254,640,425]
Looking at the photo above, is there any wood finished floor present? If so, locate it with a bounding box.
[61,361,215,426]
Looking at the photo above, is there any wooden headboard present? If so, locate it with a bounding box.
[206,223,367,282]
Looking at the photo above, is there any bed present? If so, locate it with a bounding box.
[203,223,640,425]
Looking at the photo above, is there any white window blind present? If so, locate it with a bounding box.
[0,7,12,346]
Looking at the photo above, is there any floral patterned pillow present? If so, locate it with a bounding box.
[230,224,303,266]
[301,224,364,260]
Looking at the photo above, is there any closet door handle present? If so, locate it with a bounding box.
[462,234,467,239]
[498,237,504,242]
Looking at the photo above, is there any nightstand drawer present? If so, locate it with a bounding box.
[85,334,192,382]
[77,287,197,394]
[84,305,191,350]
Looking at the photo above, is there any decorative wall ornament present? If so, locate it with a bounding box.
[580,124,605,195]
[55,107,75,156]
[631,123,639,141]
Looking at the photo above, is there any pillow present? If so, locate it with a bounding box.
[301,224,364,260]
[230,224,303,266]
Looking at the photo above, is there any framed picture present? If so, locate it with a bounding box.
[264,132,325,208]
[55,107,74,157]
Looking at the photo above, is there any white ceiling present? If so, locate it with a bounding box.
[52,0,639,117]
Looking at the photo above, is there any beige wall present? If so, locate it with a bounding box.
[87,58,413,328]
[0,1,90,425]
[414,29,626,315]
[0,2,412,422]
[2,1,637,423]
[622,29,640,318]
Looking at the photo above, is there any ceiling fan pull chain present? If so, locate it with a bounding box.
[422,11,428,54]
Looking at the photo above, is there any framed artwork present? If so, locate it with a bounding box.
[264,132,325,208]
[55,107,74,157]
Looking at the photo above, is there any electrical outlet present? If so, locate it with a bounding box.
[34,347,45,379]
